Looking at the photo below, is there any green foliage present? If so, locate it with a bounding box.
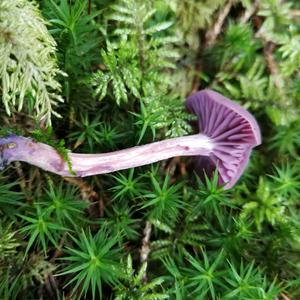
[101,203,140,241]
[90,0,190,138]
[114,255,168,300]
[110,169,145,201]
[163,252,281,299]
[31,127,74,174]
[69,112,125,151]
[93,0,179,106]
[0,252,56,300]
[46,0,100,76]
[223,261,280,299]
[140,94,193,138]
[268,163,300,198]
[240,177,286,231]
[183,249,225,300]
[60,226,122,299]
[0,0,63,125]
[258,0,293,43]
[68,113,103,151]
[42,181,88,227]
[269,121,300,157]
[0,221,19,259]
[193,173,232,226]
[167,0,227,48]
[92,41,141,105]
[19,204,66,256]
[1,0,300,299]
[279,32,300,77]
[142,171,184,226]
[0,179,24,217]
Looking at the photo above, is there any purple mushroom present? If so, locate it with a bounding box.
[0,90,261,189]
[186,90,261,188]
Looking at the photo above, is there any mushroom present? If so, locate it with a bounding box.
[0,90,261,189]
[186,89,261,188]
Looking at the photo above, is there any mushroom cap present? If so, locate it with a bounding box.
[186,89,261,189]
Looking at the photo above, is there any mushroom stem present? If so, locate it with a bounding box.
[0,134,213,177]
[69,134,213,177]
[0,89,261,189]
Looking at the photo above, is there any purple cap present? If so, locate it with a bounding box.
[186,89,261,189]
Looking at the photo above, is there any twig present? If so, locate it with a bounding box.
[50,232,67,262]
[280,294,291,300]
[263,42,283,89]
[262,40,286,101]
[98,196,104,217]
[140,221,152,282]
[192,0,234,91]
[88,0,92,15]
[13,161,27,194]
[166,157,187,184]
[44,271,58,298]
[250,8,287,103]
[290,10,300,17]
[239,0,260,24]
[191,64,203,93]
[63,177,104,218]
[204,0,235,48]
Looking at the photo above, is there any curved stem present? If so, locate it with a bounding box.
[1,134,213,177]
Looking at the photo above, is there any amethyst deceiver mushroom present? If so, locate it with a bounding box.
[186,89,261,188]
[0,89,261,189]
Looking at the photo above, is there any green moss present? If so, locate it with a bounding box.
[1,0,300,299]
